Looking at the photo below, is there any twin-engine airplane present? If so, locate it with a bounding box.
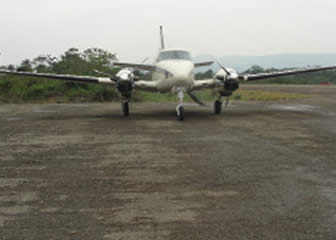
[1,26,336,120]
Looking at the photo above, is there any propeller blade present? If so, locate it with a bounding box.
[94,69,112,77]
[141,57,150,64]
[187,92,208,107]
[216,61,231,76]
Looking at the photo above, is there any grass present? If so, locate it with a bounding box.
[0,89,307,104]
[136,90,215,103]
[0,74,308,103]
[138,89,308,103]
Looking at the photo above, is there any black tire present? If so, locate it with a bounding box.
[214,100,222,115]
[122,102,129,116]
[177,106,184,121]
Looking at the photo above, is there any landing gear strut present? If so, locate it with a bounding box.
[214,97,230,115]
[225,97,230,108]
[177,105,184,121]
[122,101,129,116]
[176,88,185,121]
[214,100,222,115]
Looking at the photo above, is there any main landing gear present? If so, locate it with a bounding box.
[214,100,222,115]
[122,101,130,116]
[214,97,230,115]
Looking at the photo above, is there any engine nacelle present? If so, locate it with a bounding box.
[117,80,133,98]
[214,69,229,81]
[116,68,135,99]
[214,69,240,92]
[224,79,239,91]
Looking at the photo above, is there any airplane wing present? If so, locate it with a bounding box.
[0,70,116,85]
[192,65,336,90]
[0,69,160,92]
[242,65,336,81]
[113,62,156,71]
[194,61,214,68]
[192,79,218,91]
[116,61,214,70]
[134,80,158,92]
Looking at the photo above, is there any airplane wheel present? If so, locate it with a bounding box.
[214,100,222,115]
[177,106,184,121]
[122,102,129,116]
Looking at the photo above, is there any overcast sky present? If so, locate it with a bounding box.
[1,0,336,65]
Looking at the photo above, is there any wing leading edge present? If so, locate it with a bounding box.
[243,65,336,81]
[194,61,214,68]
[0,70,116,85]
[113,62,156,72]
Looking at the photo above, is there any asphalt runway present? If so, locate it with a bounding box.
[0,85,336,240]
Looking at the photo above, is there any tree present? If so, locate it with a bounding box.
[7,65,16,71]
[245,65,264,74]
[52,48,89,75]
[83,48,117,67]
[32,55,52,73]
[17,59,33,72]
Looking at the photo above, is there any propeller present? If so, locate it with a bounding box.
[216,61,247,81]
[216,61,231,77]
[141,57,150,64]
[215,61,242,107]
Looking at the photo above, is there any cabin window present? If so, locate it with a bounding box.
[157,51,191,62]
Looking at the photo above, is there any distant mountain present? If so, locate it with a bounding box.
[193,53,336,72]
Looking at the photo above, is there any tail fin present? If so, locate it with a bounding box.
[160,25,165,50]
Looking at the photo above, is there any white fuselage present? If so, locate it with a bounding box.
[152,49,195,93]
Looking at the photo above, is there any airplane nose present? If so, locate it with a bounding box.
[163,61,194,85]
[173,72,191,81]
[172,67,193,81]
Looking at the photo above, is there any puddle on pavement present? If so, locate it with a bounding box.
[104,230,170,240]
[0,178,27,188]
[0,192,38,203]
[183,190,239,198]
[114,192,200,224]
[40,208,59,213]
[0,216,12,227]
[6,117,22,121]
[0,206,31,215]
[269,104,317,112]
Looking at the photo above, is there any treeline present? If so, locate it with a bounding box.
[0,48,121,103]
[195,65,336,84]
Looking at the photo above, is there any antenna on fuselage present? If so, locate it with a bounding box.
[160,25,165,50]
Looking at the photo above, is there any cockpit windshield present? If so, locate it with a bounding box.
[157,50,191,62]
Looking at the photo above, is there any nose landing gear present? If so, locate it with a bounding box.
[176,88,185,121]
[176,104,184,121]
